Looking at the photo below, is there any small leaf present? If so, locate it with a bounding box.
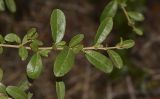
[50,9,66,43]
[0,68,3,81]
[0,83,6,94]
[0,34,5,43]
[107,50,123,69]
[27,92,33,99]
[19,46,28,61]
[94,17,113,44]
[32,40,43,46]
[6,86,27,99]
[54,46,75,77]
[117,39,135,49]
[18,79,30,91]
[133,27,143,35]
[72,44,83,54]
[100,0,118,22]
[30,43,38,52]
[27,53,43,79]
[22,28,37,43]
[27,28,37,37]
[0,0,5,11]
[128,11,144,22]
[85,50,113,73]
[39,49,51,57]
[56,41,66,46]
[69,34,84,47]
[29,40,43,52]
[56,81,65,99]
[5,0,16,13]
[5,33,21,44]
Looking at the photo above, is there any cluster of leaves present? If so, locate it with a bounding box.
[0,0,16,13]
[0,0,144,99]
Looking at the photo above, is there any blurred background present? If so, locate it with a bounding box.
[0,0,160,99]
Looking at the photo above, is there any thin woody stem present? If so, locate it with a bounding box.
[121,6,134,27]
[0,44,119,51]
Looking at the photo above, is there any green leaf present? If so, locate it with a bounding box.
[5,33,21,44]
[56,81,65,99]
[19,46,28,61]
[32,40,43,46]
[0,0,5,12]
[0,34,5,43]
[39,49,51,57]
[117,39,135,49]
[6,86,27,99]
[50,9,66,43]
[27,28,37,37]
[0,68,3,81]
[22,28,37,43]
[133,27,143,35]
[56,41,66,46]
[5,0,16,13]
[18,79,30,91]
[128,11,144,22]
[27,92,33,99]
[54,46,75,77]
[0,83,6,94]
[30,40,42,52]
[30,42,38,52]
[69,34,84,47]
[72,44,83,54]
[27,53,43,79]
[100,0,118,22]
[94,17,113,44]
[107,50,123,69]
[85,50,113,73]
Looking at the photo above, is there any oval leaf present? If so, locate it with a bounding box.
[56,81,65,99]
[27,53,43,79]
[39,49,51,57]
[133,27,143,36]
[6,86,27,99]
[85,50,113,73]
[50,9,66,43]
[69,34,84,47]
[22,28,37,43]
[128,11,144,22]
[54,46,75,77]
[72,44,83,54]
[117,39,135,49]
[0,83,6,94]
[19,46,28,61]
[107,50,123,69]
[94,17,113,44]
[0,0,5,11]
[100,0,118,22]
[5,0,16,13]
[5,33,21,44]
[18,80,30,91]
[27,92,33,99]
[0,34,5,44]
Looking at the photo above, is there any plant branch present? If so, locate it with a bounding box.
[0,44,119,51]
